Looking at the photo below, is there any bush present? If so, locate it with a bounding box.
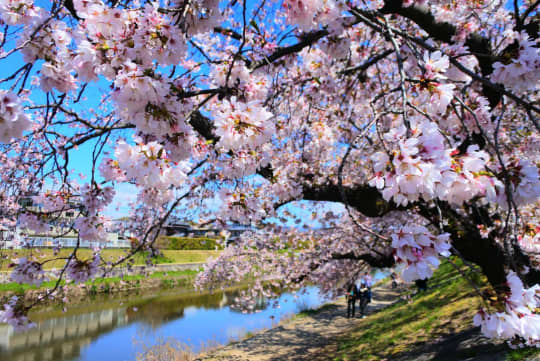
[159,236,222,250]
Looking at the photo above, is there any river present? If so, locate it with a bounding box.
[0,286,326,361]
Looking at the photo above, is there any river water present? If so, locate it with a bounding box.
[0,286,326,361]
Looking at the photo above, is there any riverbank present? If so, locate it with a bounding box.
[0,249,220,271]
[0,249,219,303]
[0,266,202,305]
[195,260,539,361]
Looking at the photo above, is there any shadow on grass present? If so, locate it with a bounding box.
[333,260,515,361]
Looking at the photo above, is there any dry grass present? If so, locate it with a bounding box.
[136,340,196,361]
[135,338,221,361]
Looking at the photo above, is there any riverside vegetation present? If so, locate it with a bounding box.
[0,247,220,304]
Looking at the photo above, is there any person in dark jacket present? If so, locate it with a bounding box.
[415,278,428,292]
[346,283,358,318]
[357,280,371,318]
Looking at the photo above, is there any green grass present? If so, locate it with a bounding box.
[506,348,540,361]
[333,259,539,361]
[0,269,199,295]
[0,249,220,270]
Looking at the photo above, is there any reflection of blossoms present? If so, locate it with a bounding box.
[474,272,540,347]
[65,255,100,283]
[10,257,47,287]
[0,296,34,331]
[391,225,451,282]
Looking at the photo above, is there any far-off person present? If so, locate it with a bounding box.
[346,283,358,318]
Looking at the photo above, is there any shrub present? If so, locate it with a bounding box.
[160,236,223,250]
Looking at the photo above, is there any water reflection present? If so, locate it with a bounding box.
[0,287,324,361]
[0,308,128,361]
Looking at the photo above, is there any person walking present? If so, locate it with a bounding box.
[358,279,371,318]
[415,278,428,293]
[391,271,398,289]
[361,272,373,303]
[346,282,358,318]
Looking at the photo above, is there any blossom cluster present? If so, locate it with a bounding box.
[80,184,115,215]
[18,213,49,234]
[0,0,45,26]
[100,140,190,207]
[369,120,503,206]
[65,253,100,284]
[0,296,34,331]
[282,0,323,31]
[282,0,344,33]
[499,159,540,208]
[491,32,540,93]
[474,272,540,347]
[213,98,275,151]
[10,257,47,287]
[0,90,31,143]
[518,231,540,266]
[412,51,456,115]
[73,214,109,243]
[112,63,194,143]
[391,225,451,282]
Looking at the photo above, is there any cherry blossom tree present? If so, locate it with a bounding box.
[0,0,539,347]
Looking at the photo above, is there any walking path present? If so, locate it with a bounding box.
[197,283,400,361]
[197,283,540,361]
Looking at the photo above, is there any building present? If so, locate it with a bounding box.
[163,221,253,243]
[0,195,130,250]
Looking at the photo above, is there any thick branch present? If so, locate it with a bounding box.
[379,1,493,74]
[331,251,395,268]
[189,111,218,142]
[302,183,395,218]
[418,202,509,292]
[378,0,538,109]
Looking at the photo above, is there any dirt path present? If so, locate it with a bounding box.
[196,284,540,361]
[196,283,400,361]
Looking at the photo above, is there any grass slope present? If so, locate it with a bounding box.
[0,249,220,270]
[334,259,539,361]
[0,269,199,294]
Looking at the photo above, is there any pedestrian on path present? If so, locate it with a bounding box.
[360,272,373,303]
[346,282,358,318]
